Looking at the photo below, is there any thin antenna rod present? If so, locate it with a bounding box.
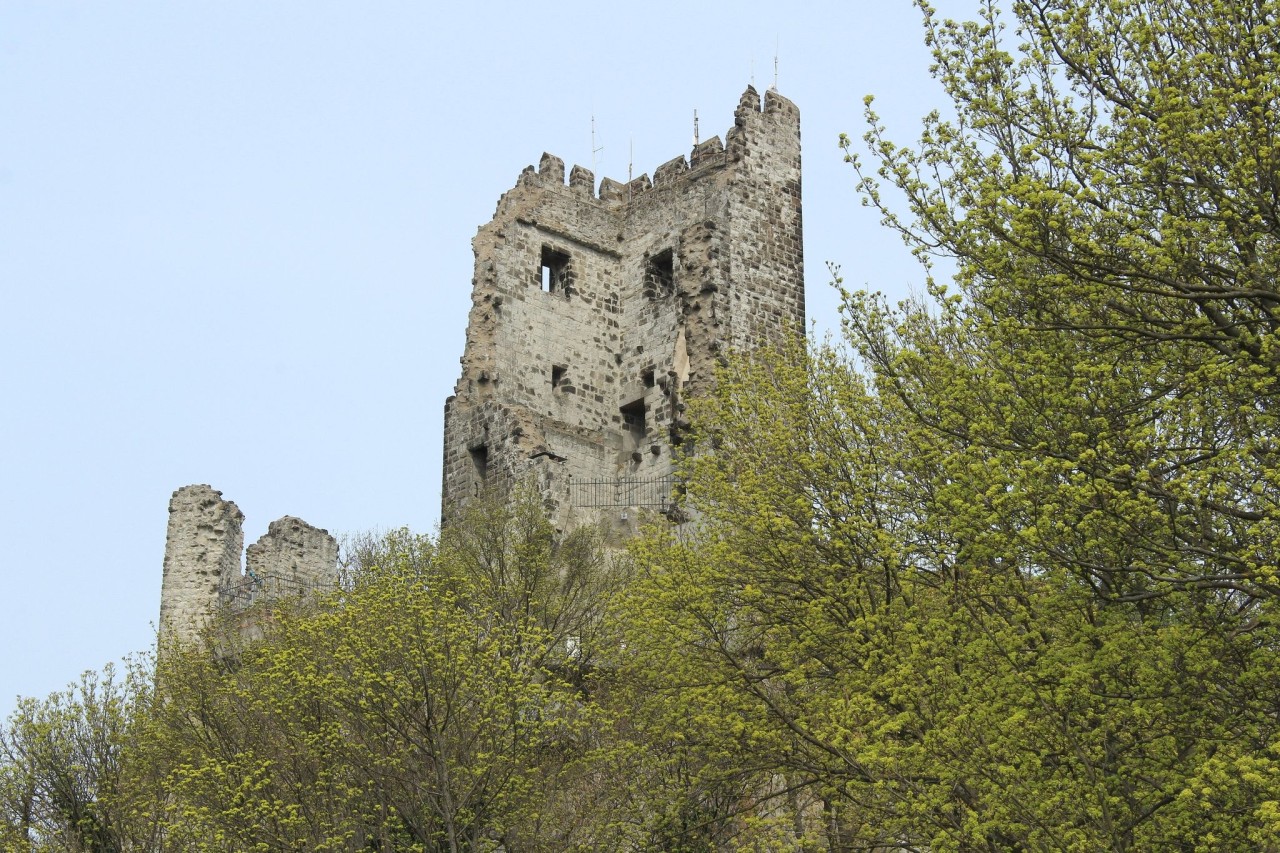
[628,137,634,200]
[693,109,699,146]
[773,38,779,90]
[591,114,604,172]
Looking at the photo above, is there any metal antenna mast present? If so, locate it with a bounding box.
[693,109,699,146]
[591,114,604,172]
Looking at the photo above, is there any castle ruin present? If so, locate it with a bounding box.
[441,84,804,530]
[159,85,804,644]
[158,484,338,647]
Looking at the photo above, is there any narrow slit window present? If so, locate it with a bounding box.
[551,365,567,389]
[540,246,570,293]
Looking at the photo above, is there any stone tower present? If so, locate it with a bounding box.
[159,484,339,647]
[441,85,804,530]
[159,485,245,647]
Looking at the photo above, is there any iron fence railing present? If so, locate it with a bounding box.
[569,475,676,511]
[219,572,325,615]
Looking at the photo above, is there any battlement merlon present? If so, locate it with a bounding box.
[496,85,799,209]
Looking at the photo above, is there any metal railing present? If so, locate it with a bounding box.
[569,474,676,511]
[219,572,325,615]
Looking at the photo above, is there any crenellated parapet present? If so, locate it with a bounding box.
[496,85,798,210]
[443,85,804,530]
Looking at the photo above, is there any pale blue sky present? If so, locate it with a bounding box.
[0,1,967,715]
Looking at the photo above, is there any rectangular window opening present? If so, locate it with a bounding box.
[469,445,489,484]
[620,398,646,445]
[552,364,567,389]
[540,246,570,293]
[645,248,674,297]
[642,367,656,388]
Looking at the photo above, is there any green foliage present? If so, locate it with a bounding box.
[10,3,1280,849]
[616,330,1280,848]
[0,660,159,852]
[839,3,1280,838]
[1,494,635,852]
[140,492,623,852]
[604,0,1280,847]
[847,0,1280,606]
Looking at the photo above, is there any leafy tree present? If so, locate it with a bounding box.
[0,661,160,852]
[613,343,912,849]
[840,3,1280,838]
[142,490,626,852]
[618,328,1280,849]
[606,0,1280,847]
[440,486,626,683]
[848,0,1280,604]
[614,5,1280,835]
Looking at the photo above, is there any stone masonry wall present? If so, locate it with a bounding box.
[442,85,804,531]
[159,484,338,647]
[725,88,805,354]
[246,516,340,590]
[159,484,245,647]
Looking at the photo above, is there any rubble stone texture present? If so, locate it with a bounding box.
[442,85,805,531]
[158,485,337,646]
[158,484,245,647]
[246,516,340,591]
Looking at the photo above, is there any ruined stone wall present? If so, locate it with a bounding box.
[159,484,245,647]
[159,484,338,647]
[724,88,805,353]
[442,85,804,530]
[246,516,340,590]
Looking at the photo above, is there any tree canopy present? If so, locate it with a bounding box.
[7,1,1280,850]
[613,0,1280,846]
